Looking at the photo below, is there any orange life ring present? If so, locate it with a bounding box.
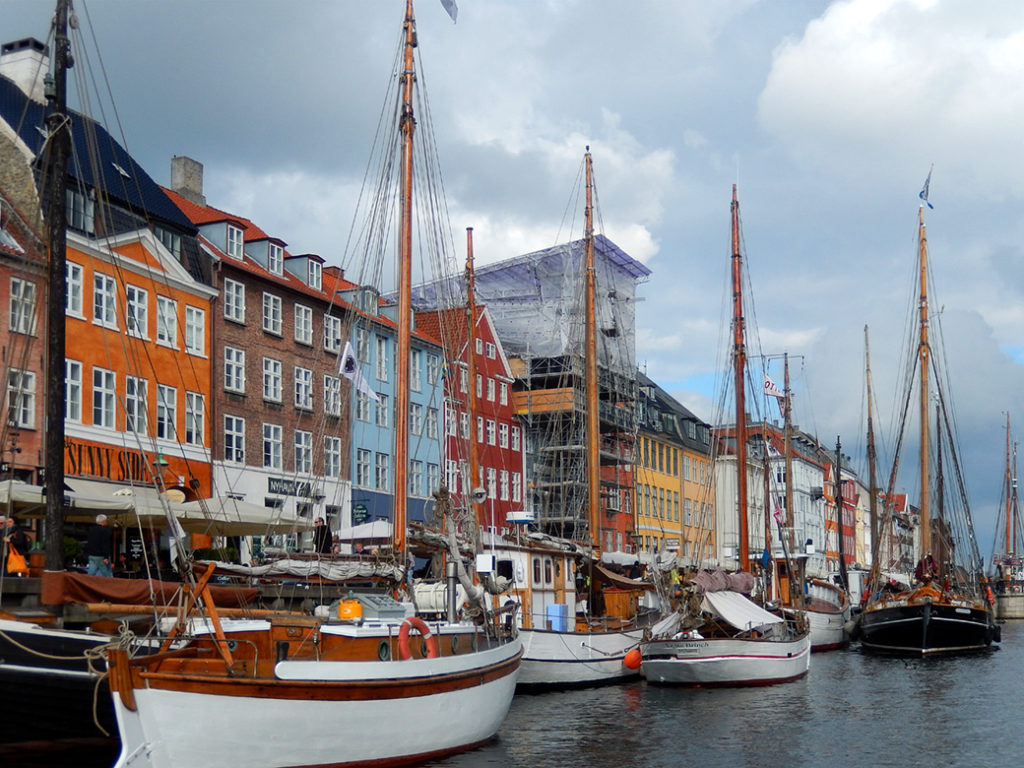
[398,616,439,660]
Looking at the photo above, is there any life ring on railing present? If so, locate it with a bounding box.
[398,617,439,660]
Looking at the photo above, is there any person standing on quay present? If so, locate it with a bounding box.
[312,517,333,556]
[85,514,113,577]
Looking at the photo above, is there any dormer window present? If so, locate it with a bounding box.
[309,260,322,290]
[268,243,283,275]
[227,225,244,260]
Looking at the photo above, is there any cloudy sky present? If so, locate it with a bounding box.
[5,0,1024,553]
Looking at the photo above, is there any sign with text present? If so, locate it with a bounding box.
[268,477,312,497]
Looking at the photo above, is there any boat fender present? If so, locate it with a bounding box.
[986,587,995,606]
[623,648,642,670]
[398,616,440,660]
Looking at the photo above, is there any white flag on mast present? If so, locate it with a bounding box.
[339,341,380,403]
[764,376,784,399]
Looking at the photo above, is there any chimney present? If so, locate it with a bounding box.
[170,155,206,206]
[0,38,50,103]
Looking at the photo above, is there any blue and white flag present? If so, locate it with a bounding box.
[919,166,934,209]
[339,341,380,403]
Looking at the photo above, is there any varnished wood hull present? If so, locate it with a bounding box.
[108,621,521,768]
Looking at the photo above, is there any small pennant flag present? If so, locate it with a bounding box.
[919,166,934,209]
[773,500,784,523]
[764,376,784,399]
[339,341,380,403]
[440,0,458,22]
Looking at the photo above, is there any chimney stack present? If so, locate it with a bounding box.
[0,38,50,103]
[170,155,206,206]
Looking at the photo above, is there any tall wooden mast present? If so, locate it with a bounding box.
[584,149,601,548]
[1005,413,1012,556]
[465,227,484,527]
[393,0,416,557]
[731,185,749,568]
[917,206,931,557]
[864,325,879,557]
[44,0,72,573]
[783,353,794,554]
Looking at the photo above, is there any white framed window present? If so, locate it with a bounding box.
[225,415,245,463]
[375,393,389,427]
[411,460,424,497]
[67,186,95,233]
[263,423,283,469]
[227,224,244,259]
[262,293,282,335]
[511,426,521,452]
[324,314,341,353]
[476,416,484,443]
[294,430,312,473]
[427,354,440,385]
[294,304,313,345]
[460,412,469,439]
[356,327,369,360]
[156,384,177,439]
[294,366,313,410]
[224,347,246,392]
[125,284,147,337]
[356,449,371,487]
[375,335,388,381]
[324,436,342,478]
[487,467,497,499]
[125,376,147,434]
[500,382,508,406]
[459,368,468,393]
[356,390,370,422]
[426,407,438,439]
[475,338,483,355]
[445,459,459,493]
[427,463,440,495]
[156,296,177,346]
[500,470,510,501]
[410,402,423,435]
[410,349,422,391]
[223,278,245,322]
[308,261,322,290]
[486,378,495,402]
[66,262,83,316]
[92,367,116,429]
[6,369,35,428]
[445,406,456,436]
[475,374,482,399]
[262,358,282,402]
[268,242,284,275]
[486,341,496,359]
[185,392,205,445]
[10,278,37,334]
[185,306,205,355]
[375,452,390,491]
[512,473,522,503]
[499,422,509,448]
[486,419,496,446]
[324,375,341,417]
[93,274,117,328]
[65,359,82,422]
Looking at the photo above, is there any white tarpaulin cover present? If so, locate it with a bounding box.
[702,590,784,631]
[202,558,404,582]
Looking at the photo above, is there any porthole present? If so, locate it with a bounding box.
[451,635,459,654]
[378,640,391,661]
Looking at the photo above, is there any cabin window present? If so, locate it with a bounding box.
[532,557,541,584]
[496,559,513,581]
[544,558,553,585]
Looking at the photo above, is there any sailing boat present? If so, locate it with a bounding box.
[640,186,810,686]
[105,4,521,767]
[857,196,998,656]
[990,415,1024,619]
[504,149,652,688]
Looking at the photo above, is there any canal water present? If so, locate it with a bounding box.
[27,622,1023,768]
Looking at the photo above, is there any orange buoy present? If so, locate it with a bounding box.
[623,648,642,670]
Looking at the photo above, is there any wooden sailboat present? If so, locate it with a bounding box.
[512,149,651,688]
[857,198,998,656]
[105,4,521,767]
[640,186,810,686]
[988,415,1024,618]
